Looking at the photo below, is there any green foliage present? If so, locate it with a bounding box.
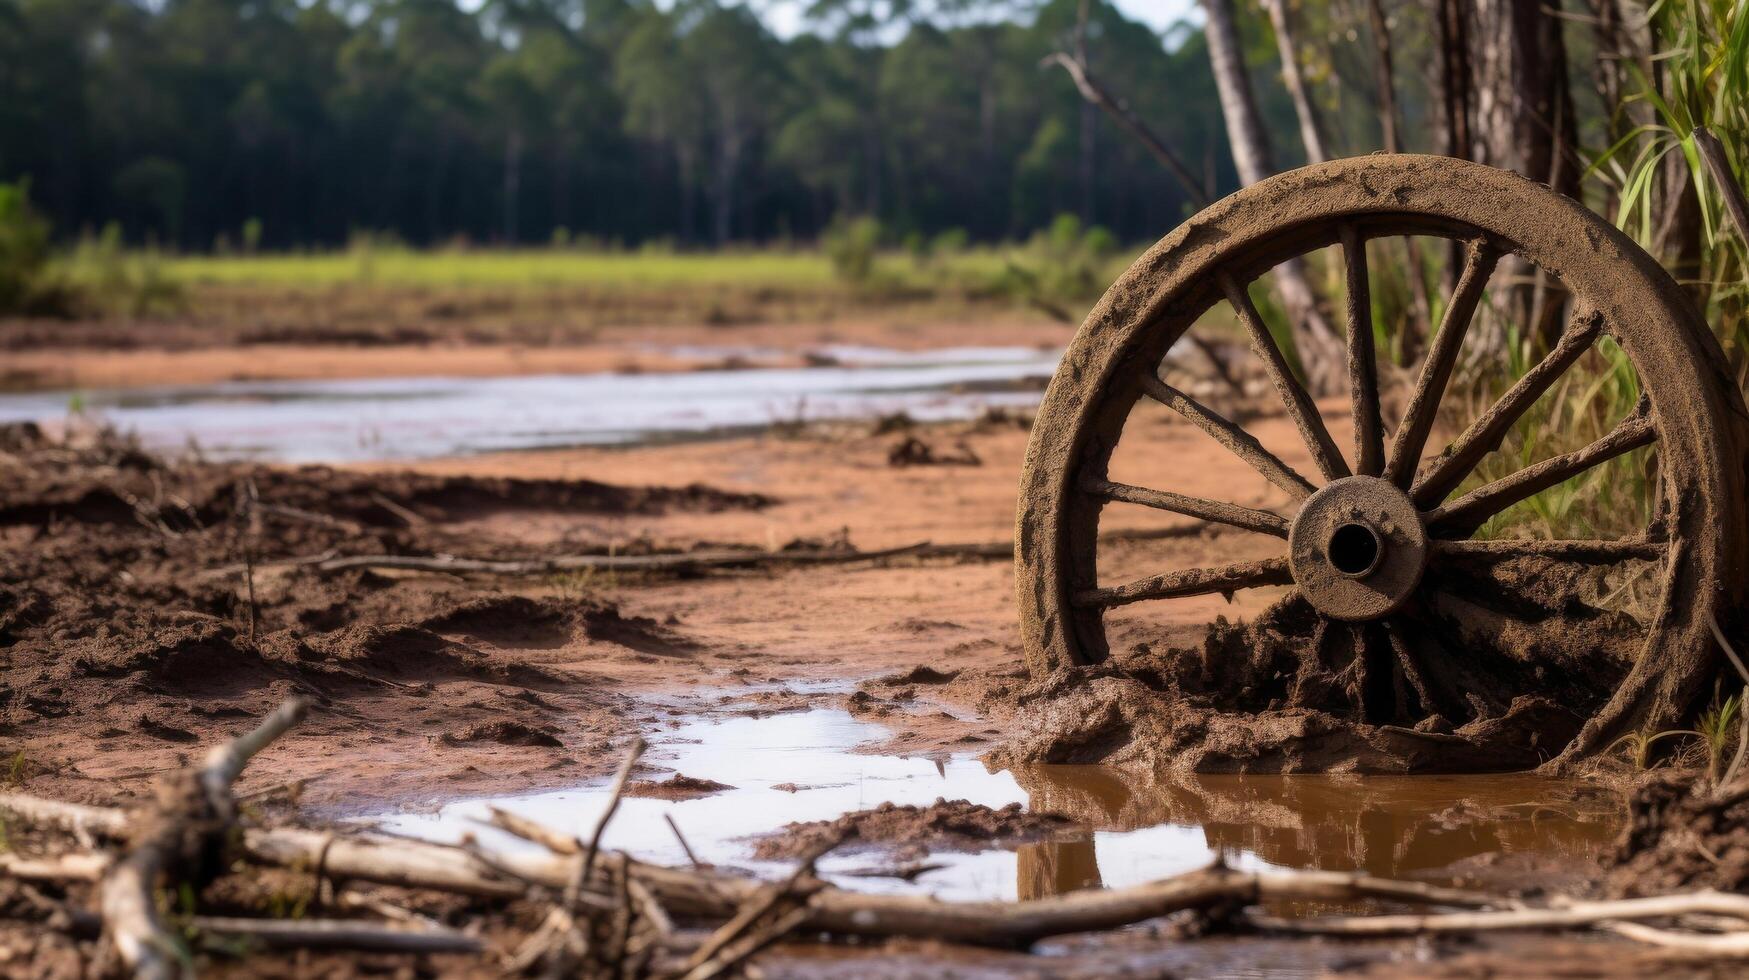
[823,215,883,284]
[0,0,1234,251]
[60,223,185,317]
[993,213,1123,322]
[1588,0,1749,354]
[0,181,70,316]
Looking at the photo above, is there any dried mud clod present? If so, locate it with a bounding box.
[750,799,1081,862]
[989,581,1634,775]
[622,773,736,800]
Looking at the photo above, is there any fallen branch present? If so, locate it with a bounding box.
[188,916,481,953]
[1249,889,1749,937]
[213,526,1214,581]
[101,697,311,980]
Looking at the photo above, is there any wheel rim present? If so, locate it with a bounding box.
[1014,155,1749,763]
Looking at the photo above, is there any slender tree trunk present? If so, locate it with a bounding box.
[1362,0,1431,360]
[1201,0,1344,394]
[1364,0,1401,153]
[1079,99,1096,222]
[1262,0,1328,164]
[1469,0,1580,347]
[1434,0,1472,296]
[502,128,522,245]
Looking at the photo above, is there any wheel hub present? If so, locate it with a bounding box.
[1287,476,1427,621]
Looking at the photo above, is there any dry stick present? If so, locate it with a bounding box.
[101,696,312,980]
[575,737,647,896]
[1040,51,1209,208]
[314,542,934,576]
[188,916,481,954]
[0,792,130,838]
[1603,919,1749,954]
[665,813,706,870]
[0,852,110,881]
[1695,127,1749,246]
[1249,889,1749,938]
[684,903,815,980]
[680,832,844,979]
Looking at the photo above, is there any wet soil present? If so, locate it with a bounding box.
[0,313,1070,390]
[1605,773,1749,896]
[0,422,767,810]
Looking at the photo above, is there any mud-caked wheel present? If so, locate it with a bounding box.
[1015,155,1749,766]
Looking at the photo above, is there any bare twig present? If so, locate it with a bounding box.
[1695,127,1749,247]
[189,916,481,953]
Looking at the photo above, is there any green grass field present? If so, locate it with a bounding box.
[161,246,1026,292]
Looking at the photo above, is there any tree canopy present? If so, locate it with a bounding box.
[0,0,1284,249]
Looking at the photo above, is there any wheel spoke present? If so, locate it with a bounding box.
[1412,311,1604,508]
[1140,375,1317,499]
[1219,273,1351,482]
[1083,477,1290,538]
[1340,226,1385,476]
[1432,536,1666,564]
[1071,557,1293,609]
[1383,241,1501,488]
[1426,407,1656,536]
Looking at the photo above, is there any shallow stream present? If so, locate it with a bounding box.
[0,344,1058,462]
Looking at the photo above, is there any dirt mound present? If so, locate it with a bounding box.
[1604,775,1749,896]
[623,774,735,799]
[989,589,1619,775]
[874,665,961,686]
[750,799,1079,860]
[445,721,564,748]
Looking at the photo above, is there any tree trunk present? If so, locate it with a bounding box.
[1262,0,1328,164]
[1468,0,1580,348]
[1201,0,1344,394]
[1362,0,1431,361]
[502,128,522,245]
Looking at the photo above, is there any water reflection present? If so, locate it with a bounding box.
[1009,764,1622,899]
[0,344,1058,462]
[373,707,1622,904]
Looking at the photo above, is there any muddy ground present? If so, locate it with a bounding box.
[0,313,1734,976]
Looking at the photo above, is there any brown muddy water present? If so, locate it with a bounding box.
[373,693,1624,907]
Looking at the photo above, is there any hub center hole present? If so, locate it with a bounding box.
[1329,523,1382,577]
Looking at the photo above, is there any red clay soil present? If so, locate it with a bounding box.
[0,422,765,811]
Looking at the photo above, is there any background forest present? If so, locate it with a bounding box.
[0,0,1612,252]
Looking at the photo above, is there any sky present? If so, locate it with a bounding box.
[757,0,1203,40]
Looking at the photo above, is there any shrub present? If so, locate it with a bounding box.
[0,181,73,316]
[823,215,882,284]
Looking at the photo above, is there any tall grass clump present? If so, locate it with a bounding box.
[1445,1,1749,544]
[0,181,75,317]
[61,223,185,317]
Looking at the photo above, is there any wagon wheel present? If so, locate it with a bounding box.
[1015,155,1749,766]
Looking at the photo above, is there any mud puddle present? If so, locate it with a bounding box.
[0,344,1057,462]
[374,704,1625,904]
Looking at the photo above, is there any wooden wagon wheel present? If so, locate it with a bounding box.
[1015,155,1749,766]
